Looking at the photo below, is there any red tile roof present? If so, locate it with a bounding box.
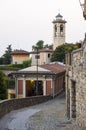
[11,63,65,76]
[30,48,53,54]
[40,63,65,74]
[11,49,29,55]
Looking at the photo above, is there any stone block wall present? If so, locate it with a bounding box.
[0,95,52,119]
[71,42,86,127]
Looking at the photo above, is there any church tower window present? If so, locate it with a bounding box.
[52,13,67,50]
[60,24,63,36]
[54,25,57,37]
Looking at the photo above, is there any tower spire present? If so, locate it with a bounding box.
[52,13,67,50]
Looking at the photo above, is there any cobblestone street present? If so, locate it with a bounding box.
[0,93,84,130]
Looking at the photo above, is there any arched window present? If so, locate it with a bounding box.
[55,25,57,32]
[60,24,63,36]
[54,25,57,37]
[60,24,63,32]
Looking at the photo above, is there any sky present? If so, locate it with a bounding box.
[0,0,86,56]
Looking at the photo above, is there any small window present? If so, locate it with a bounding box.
[48,53,50,58]
[55,25,57,32]
[54,25,57,37]
[60,25,63,32]
[35,55,40,59]
[69,53,71,65]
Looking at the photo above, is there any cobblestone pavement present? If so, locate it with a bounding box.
[0,93,85,130]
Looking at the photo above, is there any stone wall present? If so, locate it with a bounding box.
[66,37,86,127]
[0,95,52,119]
[71,41,86,127]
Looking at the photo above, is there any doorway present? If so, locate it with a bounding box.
[26,80,34,96]
[71,81,76,118]
[26,80,43,97]
[34,80,43,95]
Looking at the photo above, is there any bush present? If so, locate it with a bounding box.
[0,59,31,71]
[0,71,7,100]
[4,77,15,89]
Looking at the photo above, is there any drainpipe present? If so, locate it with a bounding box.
[52,76,55,98]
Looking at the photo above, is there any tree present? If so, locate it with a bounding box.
[0,71,7,100]
[23,59,32,68]
[51,43,79,63]
[0,56,4,64]
[32,40,44,50]
[3,45,12,64]
[51,44,65,63]
[32,40,53,51]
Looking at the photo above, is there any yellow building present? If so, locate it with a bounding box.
[8,89,16,99]
[11,63,65,99]
[11,49,30,64]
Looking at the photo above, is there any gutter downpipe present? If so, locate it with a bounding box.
[52,75,55,99]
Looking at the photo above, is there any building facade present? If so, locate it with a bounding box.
[30,48,53,66]
[52,13,67,50]
[11,49,30,64]
[12,63,65,98]
[66,34,86,127]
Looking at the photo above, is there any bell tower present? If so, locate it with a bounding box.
[52,13,67,50]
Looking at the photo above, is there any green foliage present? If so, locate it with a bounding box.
[51,44,65,63]
[65,43,79,52]
[0,71,7,100]
[36,40,44,49]
[44,44,49,48]
[23,59,31,68]
[32,40,52,51]
[0,72,15,100]
[0,65,21,71]
[3,44,12,64]
[51,43,79,63]
[8,64,24,69]
[4,77,15,89]
[0,45,12,65]
[0,57,4,64]
[32,40,44,50]
[0,59,32,71]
